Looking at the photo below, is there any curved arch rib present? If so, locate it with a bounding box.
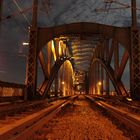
[92,58,129,96]
[38,22,130,53]
[38,57,72,99]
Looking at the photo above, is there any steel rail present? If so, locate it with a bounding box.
[0,95,77,140]
[91,95,140,113]
[0,95,71,117]
[86,95,140,138]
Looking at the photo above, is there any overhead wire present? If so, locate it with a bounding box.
[1,6,32,23]
[95,0,140,25]
[12,0,31,26]
[95,0,140,12]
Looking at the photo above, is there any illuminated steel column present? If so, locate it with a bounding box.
[95,47,98,94]
[98,43,103,95]
[101,42,105,95]
[130,0,140,100]
[54,39,59,97]
[101,65,104,95]
[93,63,96,94]
[27,0,38,99]
[60,65,64,95]
[47,42,52,76]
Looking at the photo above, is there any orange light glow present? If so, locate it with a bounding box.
[51,40,56,61]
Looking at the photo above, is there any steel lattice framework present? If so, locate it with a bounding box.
[24,0,140,100]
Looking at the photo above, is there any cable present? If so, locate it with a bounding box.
[12,0,31,26]
[95,0,140,12]
[1,6,32,23]
[40,0,51,14]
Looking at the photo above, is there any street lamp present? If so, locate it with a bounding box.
[62,81,65,85]
[22,42,29,46]
[98,81,102,86]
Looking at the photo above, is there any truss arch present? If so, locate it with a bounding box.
[37,22,131,53]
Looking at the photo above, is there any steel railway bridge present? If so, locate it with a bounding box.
[0,0,140,101]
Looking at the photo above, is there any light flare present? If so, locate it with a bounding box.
[51,40,56,61]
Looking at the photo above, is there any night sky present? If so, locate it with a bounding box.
[0,0,140,89]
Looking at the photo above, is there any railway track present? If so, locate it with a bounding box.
[0,95,77,140]
[0,95,71,117]
[92,95,140,113]
[86,95,140,139]
[0,95,139,139]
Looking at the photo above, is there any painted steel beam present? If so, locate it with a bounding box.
[114,41,119,76]
[108,39,115,64]
[38,50,49,79]
[46,43,51,76]
[26,0,38,99]
[39,57,71,98]
[117,50,129,79]
[92,58,128,96]
[38,22,130,52]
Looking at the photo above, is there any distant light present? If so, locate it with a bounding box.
[98,81,102,86]
[126,97,133,101]
[22,42,29,46]
[62,81,65,85]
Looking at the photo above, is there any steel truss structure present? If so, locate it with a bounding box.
[25,0,140,100]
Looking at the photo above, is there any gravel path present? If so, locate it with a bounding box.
[35,95,133,140]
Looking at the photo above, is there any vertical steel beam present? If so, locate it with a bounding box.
[26,0,38,100]
[60,64,64,94]
[54,39,59,96]
[101,66,104,94]
[95,63,97,94]
[96,62,99,94]
[92,53,95,94]
[0,0,2,22]
[91,64,94,94]
[47,43,51,76]
[55,74,58,97]
[131,0,137,29]
[114,41,119,78]
[85,72,89,94]
[54,39,59,59]
[105,39,110,95]
[130,0,140,100]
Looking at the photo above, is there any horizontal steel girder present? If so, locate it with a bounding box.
[38,22,131,53]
